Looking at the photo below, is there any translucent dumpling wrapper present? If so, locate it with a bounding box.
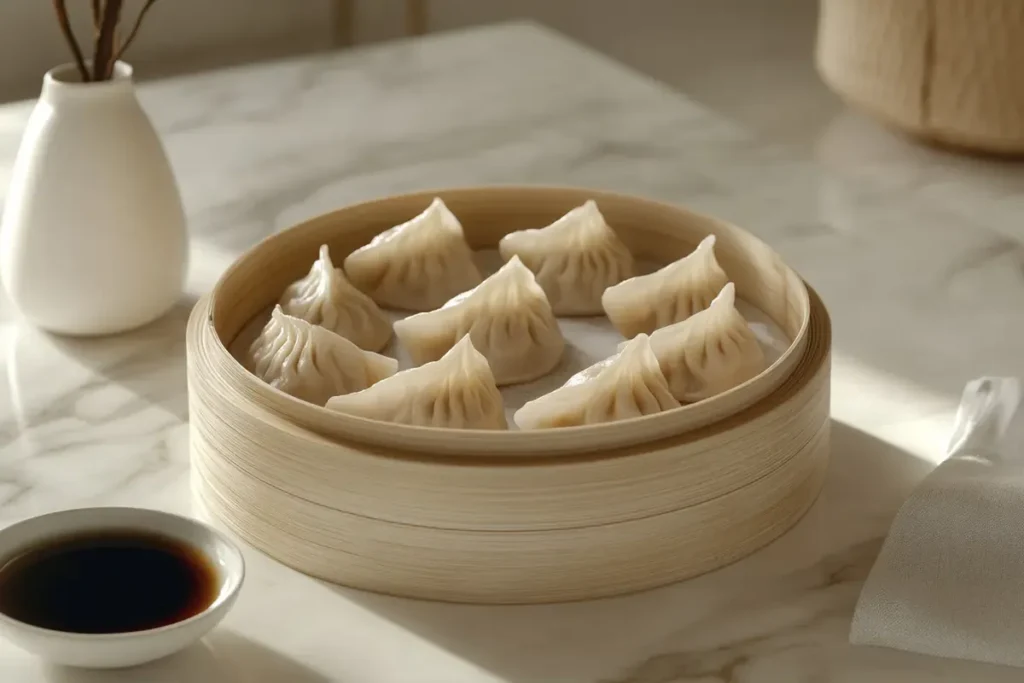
[602,234,728,338]
[498,200,634,316]
[513,333,680,429]
[638,282,766,403]
[249,306,398,406]
[279,245,392,352]
[343,198,483,312]
[326,334,507,430]
[393,256,565,386]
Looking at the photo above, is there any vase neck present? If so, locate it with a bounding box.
[41,62,136,105]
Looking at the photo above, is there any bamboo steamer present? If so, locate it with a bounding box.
[817,0,1024,155]
[186,186,832,603]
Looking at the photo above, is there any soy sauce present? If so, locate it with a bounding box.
[0,530,218,634]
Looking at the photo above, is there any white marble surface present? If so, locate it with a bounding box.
[1,21,1023,682]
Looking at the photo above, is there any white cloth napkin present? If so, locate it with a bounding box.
[851,377,1024,666]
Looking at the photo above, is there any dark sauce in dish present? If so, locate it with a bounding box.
[0,530,218,634]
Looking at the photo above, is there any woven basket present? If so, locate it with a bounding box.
[817,0,1024,154]
[186,187,833,603]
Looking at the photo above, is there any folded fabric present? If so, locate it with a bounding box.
[851,377,1024,667]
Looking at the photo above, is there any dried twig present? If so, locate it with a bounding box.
[92,0,123,81]
[52,0,90,82]
[53,0,159,82]
[112,0,160,66]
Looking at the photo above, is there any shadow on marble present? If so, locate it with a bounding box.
[331,420,935,682]
[0,301,198,518]
[817,109,1024,184]
[39,297,198,423]
[41,630,329,683]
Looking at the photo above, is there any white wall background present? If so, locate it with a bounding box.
[0,0,346,101]
[0,0,826,147]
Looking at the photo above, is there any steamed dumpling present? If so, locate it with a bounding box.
[642,283,766,402]
[249,306,398,406]
[513,334,680,429]
[326,334,507,429]
[343,198,483,311]
[393,256,565,386]
[279,245,392,351]
[602,235,728,338]
[498,200,634,316]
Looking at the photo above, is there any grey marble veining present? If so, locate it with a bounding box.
[1,21,1023,682]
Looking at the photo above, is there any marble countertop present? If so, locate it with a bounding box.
[2,21,1024,683]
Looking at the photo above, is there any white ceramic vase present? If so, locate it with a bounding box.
[1,62,188,336]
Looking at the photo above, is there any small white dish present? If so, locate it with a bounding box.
[0,507,244,669]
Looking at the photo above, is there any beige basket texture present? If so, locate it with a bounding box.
[817,0,1024,154]
[186,187,833,603]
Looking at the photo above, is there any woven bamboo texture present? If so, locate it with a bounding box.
[817,0,1024,154]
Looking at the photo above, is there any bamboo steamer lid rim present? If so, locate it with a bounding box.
[206,185,812,457]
